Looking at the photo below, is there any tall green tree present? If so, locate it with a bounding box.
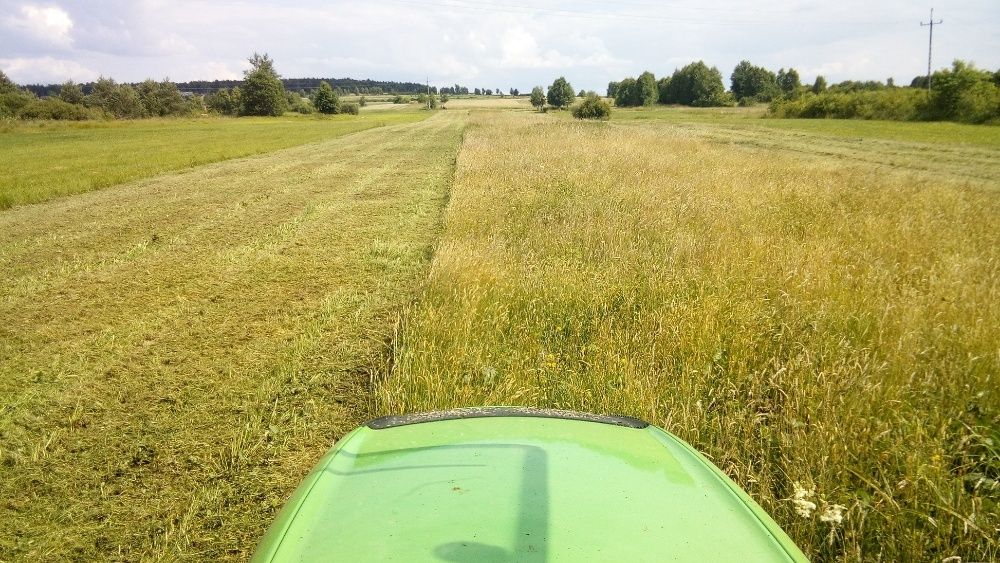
[730,60,779,102]
[607,81,620,98]
[529,86,545,110]
[811,75,828,94]
[777,68,802,98]
[546,76,575,109]
[59,81,85,104]
[656,77,671,104]
[312,81,340,114]
[636,71,658,106]
[240,53,287,116]
[0,70,16,94]
[137,79,183,116]
[663,61,728,107]
[614,77,637,107]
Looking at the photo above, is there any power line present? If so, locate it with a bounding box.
[920,8,943,92]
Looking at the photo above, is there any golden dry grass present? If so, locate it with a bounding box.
[0,111,465,560]
[375,111,1000,560]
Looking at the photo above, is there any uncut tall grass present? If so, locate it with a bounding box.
[376,111,1000,560]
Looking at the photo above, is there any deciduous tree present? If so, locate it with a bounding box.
[546,77,575,109]
[312,81,340,114]
[636,71,658,106]
[530,86,545,110]
[240,53,287,116]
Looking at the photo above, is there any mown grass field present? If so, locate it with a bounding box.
[0,111,464,559]
[0,109,428,209]
[2,100,999,561]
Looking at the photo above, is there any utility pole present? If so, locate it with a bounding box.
[920,8,943,92]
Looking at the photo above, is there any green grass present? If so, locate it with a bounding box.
[375,110,1000,561]
[0,110,429,209]
[0,111,464,560]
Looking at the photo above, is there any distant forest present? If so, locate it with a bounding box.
[22,77,437,98]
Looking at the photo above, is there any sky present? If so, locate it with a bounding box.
[1,0,998,92]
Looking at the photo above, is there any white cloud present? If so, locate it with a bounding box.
[0,56,94,83]
[0,0,997,90]
[4,5,73,47]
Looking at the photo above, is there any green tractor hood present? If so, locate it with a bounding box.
[253,407,807,562]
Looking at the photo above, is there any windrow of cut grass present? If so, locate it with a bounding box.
[375,111,1000,560]
[0,111,464,560]
[0,110,428,209]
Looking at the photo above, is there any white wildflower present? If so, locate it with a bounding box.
[791,482,817,518]
[819,503,847,525]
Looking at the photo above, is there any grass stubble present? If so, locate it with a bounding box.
[375,111,1000,560]
[0,111,465,559]
[0,109,428,209]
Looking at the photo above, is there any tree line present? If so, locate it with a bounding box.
[609,59,1000,123]
[0,72,203,120]
[771,60,1000,123]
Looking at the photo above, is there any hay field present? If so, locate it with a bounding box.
[3,102,998,561]
[0,111,464,560]
[375,110,1000,560]
[0,110,427,209]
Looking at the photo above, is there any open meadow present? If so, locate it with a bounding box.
[1,101,999,561]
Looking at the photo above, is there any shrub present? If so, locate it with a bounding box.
[339,102,360,115]
[17,98,99,120]
[572,94,611,120]
[927,60,1000,124]
[769,89,929,120]
[0,90,35,118]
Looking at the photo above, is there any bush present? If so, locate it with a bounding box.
[392,95,410,104]
[339,102,360,115]
[927,60,1000,124]
[769,89,928,120]
[572,94,611,120]
[0,90,35,118]
[17,98,100,120]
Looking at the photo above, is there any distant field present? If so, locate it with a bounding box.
[443,97,532,110]
[611,104,1000,147]
[0,109,428,209]
[377,110,1000,560]
[0,112,464,560]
